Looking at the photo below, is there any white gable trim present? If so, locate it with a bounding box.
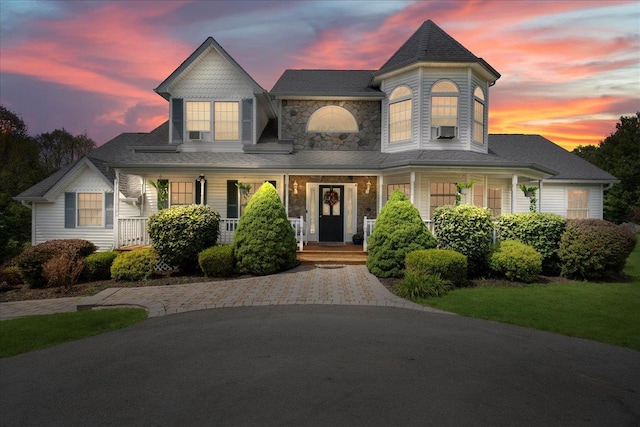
[44,157,113,201]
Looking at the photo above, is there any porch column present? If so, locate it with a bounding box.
[511,174,518,213]
[410,171,416,205]
[378,175,384,213]
[284,174,289,214]
[538,179,543,212]
[113,171,120,249]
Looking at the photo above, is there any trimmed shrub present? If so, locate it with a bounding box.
[83,251,119,281]
[147,204,221,272]
[199,245,235,277]
[432,205,494,278]
[42,254,85,288]
[489,240,542,283]
[110,249,156,281]
[15,240,96,288]
[496,213,565,275]
[1,265,23,287]
[233,182,298,275]
[396,272,452,300]
[405,249,468,287]
[558,219,637,279]
[367,190,437,278]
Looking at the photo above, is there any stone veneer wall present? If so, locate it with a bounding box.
[287,176,378,235]
[281,100,381,151]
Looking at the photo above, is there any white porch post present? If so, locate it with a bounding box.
[113,171,120,249]
[511,174,518,213]
[410,171,416,205]
[378,175,384,213]
[538,179,543,212]
[285,174,289,214]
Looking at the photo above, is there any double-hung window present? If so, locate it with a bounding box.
[170,182,194,206]
[429,182,457,215]
[473,87,485,144]
[185,101,239,141]
[387,183,410,201]
[388,86,412,143]
[431,80,459,139]
[65,192,113,228]
[567,189,589,219]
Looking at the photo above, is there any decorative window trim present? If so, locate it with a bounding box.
[473,87,485,145]
[184,100,240,142]
[64,192,113,228]
[430,80,459,140]
[307,106,358,133]
[388,86,412,143]
[567,189,589,219]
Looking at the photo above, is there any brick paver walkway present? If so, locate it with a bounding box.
[0,265,445,320]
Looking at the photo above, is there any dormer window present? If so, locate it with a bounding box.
[431,80,459,139]
[184,101,239,141]
[307,106,358,133]
[186,101,211,141]
[388,86,412,143]
[473,87,485,144]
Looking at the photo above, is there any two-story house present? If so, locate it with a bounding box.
[16,20,617,252]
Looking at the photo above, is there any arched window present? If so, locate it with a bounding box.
[388,86,412,143]
[473,87,485,144]
[431,80,459,139]
[307,106,358,133]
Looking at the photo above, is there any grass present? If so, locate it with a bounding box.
[422,241,640,351]
[0,308,147,358]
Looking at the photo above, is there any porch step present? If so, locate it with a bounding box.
[297,250,368,265]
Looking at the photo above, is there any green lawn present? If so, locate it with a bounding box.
[0,308,147,358]
[423,241,640,351]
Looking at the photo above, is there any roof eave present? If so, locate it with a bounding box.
[371,60,500,85]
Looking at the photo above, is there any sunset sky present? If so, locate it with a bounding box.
[1,0,638,151]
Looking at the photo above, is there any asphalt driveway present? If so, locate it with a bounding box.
[1,305,639,426]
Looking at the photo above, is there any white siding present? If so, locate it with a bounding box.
[34,166,114,251]
[381,69,420,153]
[170,46,253,100]
[540,183,604,219]
[421,68,469,151]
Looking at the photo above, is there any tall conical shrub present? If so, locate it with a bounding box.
[233,182,298,275]
[366,190,437,278]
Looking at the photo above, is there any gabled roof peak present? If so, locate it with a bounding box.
[375,20,499,80]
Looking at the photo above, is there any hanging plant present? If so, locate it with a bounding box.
[519,185,538,212]
[455,181,475,206]
[150,179,169,210]
[323,190,340,206]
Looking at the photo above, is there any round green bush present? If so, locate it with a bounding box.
[405,249,468,287]
[83,251,119,281]
[233,182,298,275]
[198,245,235,277]
[432,205,494,278]
[496,212,565,275]
[110,249,156,281]
[366,191,437,278]
[147,204,221,272]
[489,240,542,283]
[558,219,637,279]
[396,272,452,300]
[15,239,96,288]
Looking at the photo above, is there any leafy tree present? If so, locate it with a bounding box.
[35,128,95,175]
[573,113,640,223]
[0,106,46,262]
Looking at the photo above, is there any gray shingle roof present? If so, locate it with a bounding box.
[489,134,617,182]
[375,20,500,80]
[271,70,383,97]
[15,127,616,202]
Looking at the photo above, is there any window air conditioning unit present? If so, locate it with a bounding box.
[437,126,456,139]
[189,131,202,140]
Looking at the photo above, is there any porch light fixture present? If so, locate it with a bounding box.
[293,180,299,195]
[365,180,372,194]
[199,174,205,181]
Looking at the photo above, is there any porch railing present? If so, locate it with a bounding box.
[118,216,306,251]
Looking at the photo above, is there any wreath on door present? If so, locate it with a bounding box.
[323,190,340,206]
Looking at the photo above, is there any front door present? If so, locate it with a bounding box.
[319,185,344,242]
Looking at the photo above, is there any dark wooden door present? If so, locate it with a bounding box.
[319,185,344,242]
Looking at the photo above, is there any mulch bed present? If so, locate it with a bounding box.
[0,271,248,303]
